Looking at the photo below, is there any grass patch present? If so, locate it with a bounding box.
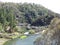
[20,35,27,39]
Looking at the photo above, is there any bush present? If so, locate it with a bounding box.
[20,35,27,39]
[16,26,27,33]
[29,29,35,34]
[0,23,3,32]
[13,27,18,32]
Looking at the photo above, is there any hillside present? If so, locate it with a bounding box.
[0,2,59,26]
[0,2,60,45]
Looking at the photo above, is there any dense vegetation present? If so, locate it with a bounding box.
[0,2,59,33]
[0,2,60,45]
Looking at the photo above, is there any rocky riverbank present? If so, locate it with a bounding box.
[34,18,60,45]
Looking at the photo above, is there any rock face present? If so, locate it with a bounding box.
[34,30,60,45]
[34,18,60,45]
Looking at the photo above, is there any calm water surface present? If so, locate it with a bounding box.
[4,34,41,45]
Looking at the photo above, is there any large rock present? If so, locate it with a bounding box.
[34,29,59,45]
[34,18,60,45]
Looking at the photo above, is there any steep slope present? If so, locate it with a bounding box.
[34,18,60,45]
[0,2,59,26]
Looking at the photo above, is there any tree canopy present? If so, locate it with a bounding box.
[0,2,59,32]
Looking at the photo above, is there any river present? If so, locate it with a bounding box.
[4,34,41,45]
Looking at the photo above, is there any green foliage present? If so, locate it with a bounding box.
[18,3,58,26]
[29,29,35,34]
[0,5,17,33]
[16,26,27,33]
[20,35,27,39]
[0,2,57,26]
[13,27,18,32]
[0,2,59,33]
[0,23,3,32]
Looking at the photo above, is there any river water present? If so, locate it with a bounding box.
[4,34,41,45]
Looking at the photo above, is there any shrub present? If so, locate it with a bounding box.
[20,35,27,39]
[29,29,35,34]
[0,23,3,32]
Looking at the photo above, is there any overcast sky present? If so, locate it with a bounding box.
[0,0,60,14]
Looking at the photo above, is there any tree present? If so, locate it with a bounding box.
[8,9,16,33]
